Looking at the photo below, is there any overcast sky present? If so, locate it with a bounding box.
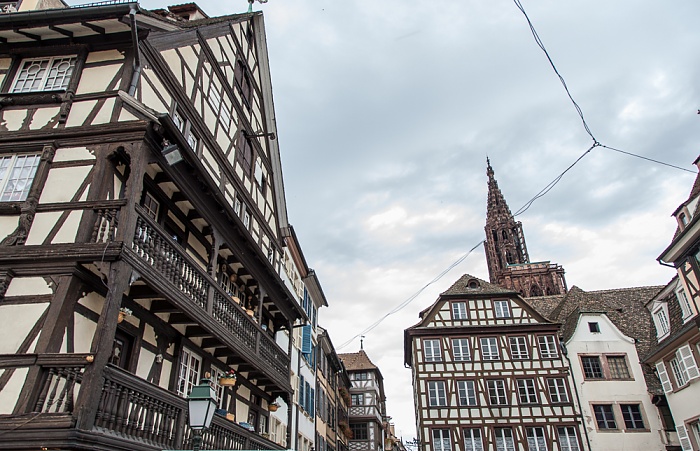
[143,0,700,440]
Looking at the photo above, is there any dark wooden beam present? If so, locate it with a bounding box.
[81,21,105,34]
[49,25,73,38]
[168,313,196,325]
[150,299,178,313]
[201,338,224,349]
[14,29,41,41]
[185,325,213,338]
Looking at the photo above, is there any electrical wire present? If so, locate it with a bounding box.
[337,240,485,350]
[601,145,696,174]
[513,143,597,217]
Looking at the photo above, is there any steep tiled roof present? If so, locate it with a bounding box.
[441,274,516,296]
[522,294,566,320]
[549,285,664,394]
[338,350,378,372]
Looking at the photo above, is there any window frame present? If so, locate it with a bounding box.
[509,336,529,359]
[557,426,580,451]
[493,299,511,318]
[462,428,483,451]
[0,153,41,203]
[516,378,539,405]
[537,335,559,359]
[653,304,670,338]
[486,379,508,406]
[451,338,471,362]
[423,338,443,362]
[620,403,646,431]
[592,404,618,430]
[546,378,570,404]
[580,355,604,380]
[176,347,202,397]
[10,55,78,93]
[451,301,468,320]
[606,355,631,380]
[456,379,478,407]
[526,426,548,451]
[480,337,500,361]
[676,284,693,320]
[427,380,448,407]
[494,427,515,451]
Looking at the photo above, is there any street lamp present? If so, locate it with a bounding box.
[187,378,217,451]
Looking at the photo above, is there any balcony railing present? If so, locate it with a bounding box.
[97,365,284,450]
[129,206,290,383]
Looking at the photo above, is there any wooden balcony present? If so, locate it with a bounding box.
[0,355,284,451]
[124,206,291,393]
[348,404,382,424]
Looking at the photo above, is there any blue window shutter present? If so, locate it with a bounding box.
[299,375,305,408]
[305,381,311,413]
[310,387,315,417]
[301,324,312,354]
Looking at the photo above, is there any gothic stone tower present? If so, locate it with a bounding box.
[483,160,567,297]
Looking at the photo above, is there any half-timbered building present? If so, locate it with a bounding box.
[404,274,584,451]
[646,155,700,451]
[339,350,388,451]
[0,1,312,449]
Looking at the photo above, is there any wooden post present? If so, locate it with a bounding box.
[74,260,132,430]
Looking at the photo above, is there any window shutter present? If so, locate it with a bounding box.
[677,345,700,380]
[677,424,692,451]
[301,325,313,354]
[655,361,673,393]
[299,375,305,409]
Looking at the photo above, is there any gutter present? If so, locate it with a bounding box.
[127,5,142,96]
[0,3,137,28]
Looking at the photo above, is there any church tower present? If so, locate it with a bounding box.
[483,159,568,297]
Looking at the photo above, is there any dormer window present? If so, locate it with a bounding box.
[680,212,688,227]
[652,304,670,339]
[676,285,693,320]
[11,56,77,93]
[466,279,480,290]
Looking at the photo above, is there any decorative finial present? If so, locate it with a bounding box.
[360,335,365,350]
[248,0,268,13]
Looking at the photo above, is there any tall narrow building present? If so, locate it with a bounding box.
[484,160,567,297]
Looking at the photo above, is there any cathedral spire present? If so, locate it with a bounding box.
[483,160,567,297]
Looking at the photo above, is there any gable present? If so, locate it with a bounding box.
[423,295,544,328]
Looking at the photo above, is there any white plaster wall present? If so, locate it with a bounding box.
[28,107,60,130]
[39,166,91,203]
[92,97,116,125]
[79,291,104,313]
[53,146,95,162]
[667,382,700,431]
[0,368,28,414]
[140,69,170,113]
[25,211,61,245]
[65,101,96,128]
[0,304,47,353]
[6,277,53,296]
[568,314,665,451]
[70,310,98,353]
[76,65,122,95]
[0,215,19,241]
[136,348,156,380]
[1,109,27,131]
[51,209,82,244]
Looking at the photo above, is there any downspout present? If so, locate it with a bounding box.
[286,320,294,448]
[561,341,592,451]
[128,6,142,96]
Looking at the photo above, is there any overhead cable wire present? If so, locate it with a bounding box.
[512,0,597,143]
[513,143,598,217]
[601,145,696,174]
[337,240,485,350]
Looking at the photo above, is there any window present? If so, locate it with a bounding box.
[581,356,603,379]
[452,301,467,320]
[0,154,41,202]
[691,421,700,448]
[654,307,670,337]
[177,348,202,396]
[620,404,645,429]
[538,335,559,358]
[480,337,500,360]
[676,286,693,319]
[234,59,253,108]
[243,209,250,229]
[110,330,133,370]
[670,356,688,387]
[432,429,451,451]
[423,339,442,362]
[237,132,254,173]
[351,394,363,406]
[452,338,470,361]
[457,380,477,406]
[607,356,630,379]
[494,427,515,451]
[494,300,511,318]
[463,428,483,451]
[187,131,199,153]
[517,379,538,404]
[526,427,547,451]
[142,191,160,220]
[547,378,569,403]
[487,379,508,405]
[209,366,227,408]
[427,381,447,407]
[11,56,76,93]
[593,404,617,429]
[353,372,368,381]
[509,336,529,359]
[588,322,600,333]
[557,427,580,451]
[350,423,368,440]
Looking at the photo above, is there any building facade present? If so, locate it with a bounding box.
[647,156,700,450]
[549,286,674,450]
[404,274,584,451]
[339,350,388,451]
[484,160,567,297]
[0,1,313,449]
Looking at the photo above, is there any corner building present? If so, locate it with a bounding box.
[0,1,310,450]
[404,275,584,451]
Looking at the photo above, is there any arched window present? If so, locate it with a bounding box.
[502,230,508,240]
[506,251,514,265]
